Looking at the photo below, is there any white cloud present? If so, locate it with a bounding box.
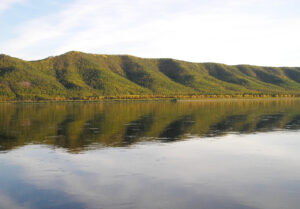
[2,0,300,66]
[0,0,23,13]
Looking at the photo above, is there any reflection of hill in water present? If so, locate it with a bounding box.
[0,99,300,152]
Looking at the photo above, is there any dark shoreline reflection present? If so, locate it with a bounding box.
[1,99,300,152]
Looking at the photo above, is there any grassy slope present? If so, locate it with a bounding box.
[1,51,300,100]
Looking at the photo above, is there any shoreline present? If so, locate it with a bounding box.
[1,96,299,104]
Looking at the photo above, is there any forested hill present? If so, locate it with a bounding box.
[1,51,300,100]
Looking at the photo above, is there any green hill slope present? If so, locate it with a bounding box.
[1,51,300,100]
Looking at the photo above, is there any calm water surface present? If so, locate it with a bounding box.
[0,100,300,209]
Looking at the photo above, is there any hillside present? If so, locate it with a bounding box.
[1,51,300,100]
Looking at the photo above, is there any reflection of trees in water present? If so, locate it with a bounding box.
[207,115,247,137]
[0,133,16,151]
[123,114,154,146]
[256,114,284,131]
[54,113,107,151]
[159,115,195,141]
[0,100,300,152]
[285,115,300,130]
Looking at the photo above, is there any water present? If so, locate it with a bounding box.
[0,99,300,209]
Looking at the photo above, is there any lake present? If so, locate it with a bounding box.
[0,99,300,209]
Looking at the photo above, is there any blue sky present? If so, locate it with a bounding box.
[1,0,300,66]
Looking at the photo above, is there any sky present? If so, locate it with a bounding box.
[0,0,300,66]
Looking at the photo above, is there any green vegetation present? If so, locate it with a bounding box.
[1,51,300,100]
